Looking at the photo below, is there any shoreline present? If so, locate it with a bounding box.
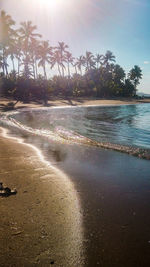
[1,100,150,162]
[1,97,150,111]
[0,127,84,266]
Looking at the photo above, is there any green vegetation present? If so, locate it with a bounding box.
[0,10,143,105]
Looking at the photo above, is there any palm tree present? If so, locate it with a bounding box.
[19,21,42,75]
[0,54,4,72]
[128,65,142,94]
[76,56,84,75]
[37,40,53,79]
[0,10,15,76]
[95,54,104,69]
[103,50,116,67]
[19,21,42,52]
[29,38,40,78]
[83,51,95,71]
[65,51,74,77]
[56,42,69,76]
[51,50,64,77]
[0,52,6,74]
[7,36,18,72]
[113,64,125,83]
[21,54,33,78]
[73,61,78,74]
[15,36,23,76]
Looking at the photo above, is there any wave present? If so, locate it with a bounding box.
[1,111,150,161]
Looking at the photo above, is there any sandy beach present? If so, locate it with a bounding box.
[0,97,150,111]
[0,127,84,266]
[1,98,150,266]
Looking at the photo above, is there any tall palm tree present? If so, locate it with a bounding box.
[76,56,85,75]
[112,64,125,83]
[15,36,23,76]
[19,21,42,52]
[29,38,40,78]
[19,21,42,76]
[0,50,8,75]
[0,10,15,75]
[56,42,68,76]
[83,51,95,71]
[7,36,18,72]
[73,61,78,74]
[95,54,104,69]
[50,50,64,77]
[65,51,74,77]
[37,40,52,79]
[128,65,142,92]
[103,50,116,67]
[0,54,4,72]
[21,54,33,78]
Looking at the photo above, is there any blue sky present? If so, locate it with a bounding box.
[1,0,150,93]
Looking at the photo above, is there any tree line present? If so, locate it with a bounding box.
[0,9,142,105]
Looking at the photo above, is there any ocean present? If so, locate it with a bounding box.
[1,103,150,160]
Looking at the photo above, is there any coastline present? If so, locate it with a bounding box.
[0,127,84,266]
[0,97,150,111]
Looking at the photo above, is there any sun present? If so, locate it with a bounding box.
[38,0,64,10]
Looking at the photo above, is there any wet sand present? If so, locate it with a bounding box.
[1,128,150,267]
[0,127,84,266]
[58,144,150,266]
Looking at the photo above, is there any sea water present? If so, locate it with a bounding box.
[1,103,150,160]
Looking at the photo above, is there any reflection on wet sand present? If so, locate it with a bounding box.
[0,127,85,267]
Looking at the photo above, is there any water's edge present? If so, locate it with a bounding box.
[0,105,150,161]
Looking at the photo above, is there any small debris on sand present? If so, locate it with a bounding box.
[0,182,17,197]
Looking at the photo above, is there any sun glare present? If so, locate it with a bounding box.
[38,0,64,10]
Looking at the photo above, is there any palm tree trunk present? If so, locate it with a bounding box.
[43,64,47,79]
[67,62,70,77]
[2,62,5,75]
[75,65,77,74]
[57,63,61,76]
[18,59,20,76]
[32,62,36,79]
[35,60,38,78]
[62,66,64,77]
[2,48,6,76]
[5,60,8,76]
[11,56,15,72]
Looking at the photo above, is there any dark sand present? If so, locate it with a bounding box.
[24,134,150,267]
[58,144,150,267]
[0,127,84,266]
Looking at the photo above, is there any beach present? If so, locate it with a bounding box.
[0,127,84,266]
[0,97,150,111]
[1,99,150,266]
[1,0,150,265]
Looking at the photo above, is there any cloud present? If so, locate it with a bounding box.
[144,61,149,64]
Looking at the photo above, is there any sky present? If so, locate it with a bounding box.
[1,0,150,93]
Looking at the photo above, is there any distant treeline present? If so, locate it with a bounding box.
[0,10,142,104]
